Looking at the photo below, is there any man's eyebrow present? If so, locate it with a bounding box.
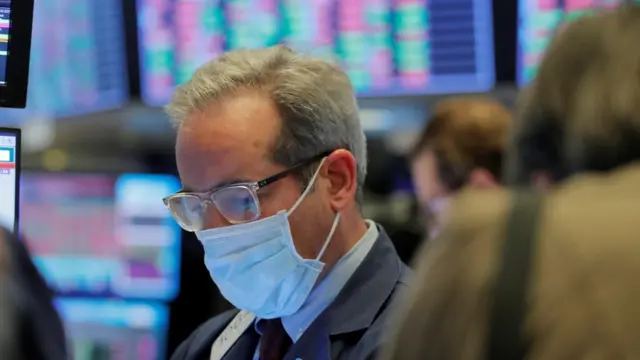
[179,178,254,193]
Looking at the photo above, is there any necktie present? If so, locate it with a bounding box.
[259,319,292,360]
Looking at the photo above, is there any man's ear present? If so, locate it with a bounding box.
[323,149,358,212]
[468,168,500,189]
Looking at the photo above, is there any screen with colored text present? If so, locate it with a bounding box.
[56,298,169,360]
[0,131,17,230]
[137,0,495,105]
[517,0,637,85]
[0,0,128,125]
[20,173,182,300]
[0,0,11,85]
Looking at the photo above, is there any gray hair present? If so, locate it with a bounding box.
[166,45,367,204]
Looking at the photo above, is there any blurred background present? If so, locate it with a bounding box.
[0,0,623,358]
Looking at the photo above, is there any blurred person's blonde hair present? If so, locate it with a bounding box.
[380,4,640,360]
[508,4,640,184]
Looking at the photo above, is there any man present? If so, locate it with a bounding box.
[380,5,640,360]
[163,45,410,360]
[410,97,512,237]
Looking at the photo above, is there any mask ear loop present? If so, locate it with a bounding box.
[287,158,327,215]
[284,157,341,262]
[315,212,341,261]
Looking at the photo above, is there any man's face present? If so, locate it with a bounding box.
[411,150,452,238]
[175,91,336,260]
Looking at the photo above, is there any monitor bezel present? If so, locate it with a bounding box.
[0,127,20,234]
[0,0,34,108]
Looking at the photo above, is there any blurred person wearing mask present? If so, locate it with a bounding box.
[164,45,410,360]
[0,227,67,360]
[380,5,640,360]
[410,97,512,238]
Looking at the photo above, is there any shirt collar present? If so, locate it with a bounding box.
[253,220,379,341]
[280,219,379,341]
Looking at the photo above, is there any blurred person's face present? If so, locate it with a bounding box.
[174,91,348,261]
[411,151,452,238]
[412,150,500,238]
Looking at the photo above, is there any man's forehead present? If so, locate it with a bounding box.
[176,130,275,193]
[177,95,280,150]
[174,93,284,191]
[176,126,273,180]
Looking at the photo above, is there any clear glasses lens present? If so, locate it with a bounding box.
[165,185,260,231]
[166,194,205,232]
[212,185,260,223]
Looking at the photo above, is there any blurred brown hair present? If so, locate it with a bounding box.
[508,4,640,184]
[412,97,512,190]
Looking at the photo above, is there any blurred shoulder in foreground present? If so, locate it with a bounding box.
[380,164,640,360]
[0,227,67,360]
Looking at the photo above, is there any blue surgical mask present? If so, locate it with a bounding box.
[196,159,340,319]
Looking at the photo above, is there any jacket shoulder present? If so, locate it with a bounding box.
[348,266,412,360]
[171,309,239,360]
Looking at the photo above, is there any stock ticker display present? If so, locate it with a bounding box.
[20,173,182,300]
[138,0,495,106]
[56,298,169,360]
[0,0,10,85]
[0,132,17,230]
[0,0,128,124]
[517,0,630,85]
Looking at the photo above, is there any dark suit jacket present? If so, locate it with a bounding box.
[171,226,411,360]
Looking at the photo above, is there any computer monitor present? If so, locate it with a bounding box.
[56,298,169,360]
[0,127,19,233]
[20,172,182,300]
[137,0,496,106]
[517,0,629,85]
[0,0,128,125]
[0,0,34,108]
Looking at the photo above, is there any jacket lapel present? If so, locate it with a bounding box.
[284,226,407,360]
[223,329,260,360]
[190,309,259,360]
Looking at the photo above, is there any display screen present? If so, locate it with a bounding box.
[0,0,128,124]
[56,298,169,360]
[0,0,10,86]
[138,0,495,106]
[517,0,629,85]
[20,173,182,300]
[0,131,17,230]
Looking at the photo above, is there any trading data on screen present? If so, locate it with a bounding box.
[0,132,16,230]
[137,0,495,106]
[56,298,169,360]
[20,173,182,300]
[0,0,10,85]
[517,0,632,85]
[0,0,128,125]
